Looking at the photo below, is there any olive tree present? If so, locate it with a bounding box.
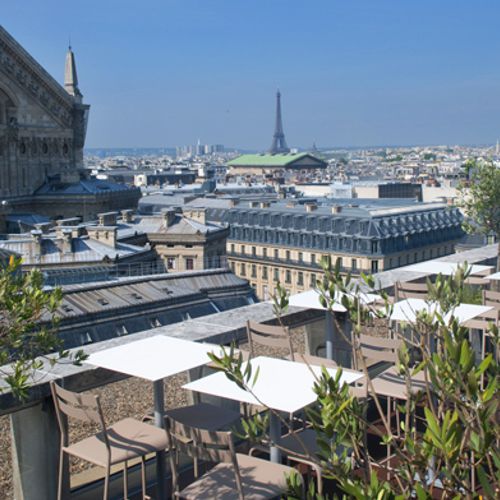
[458,158,500,271]
[0,257,86,400]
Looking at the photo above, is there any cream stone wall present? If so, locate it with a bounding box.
[227,240,456,300]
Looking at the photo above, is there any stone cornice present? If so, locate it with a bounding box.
[0,26,75,127]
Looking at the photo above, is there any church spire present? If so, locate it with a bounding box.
[64,44,82,101]
[269,89,290,154]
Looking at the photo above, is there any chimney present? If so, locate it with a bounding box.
[332,205,342,214]
[162,208,177,227]
[305,202,317,212]
[98,211,118,226]
[260,202,270,208]
[121,209,134,223]
[61,228,73,254]
[87,226,117,248]
[56,217,81,227]
[286,200,297,208]
[183,208,206,225]
[31,230,43,257]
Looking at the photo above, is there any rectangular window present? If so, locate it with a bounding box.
[286,250,291,261]
[285,270,291,284]
[310,273,317,287]
[251,264,257,278]
[231,243,235,253]
[371,260,379,273]
[240,263,246,276]
[274,268,280,281]
[167,257,176,270]
[263,248,267,258]
[311,254,316,265]
[185,258,194,270]
[252,246,256,256]
[336,257,343,268]
[241,245,245,254]
[263,285,269,301]
[297,272,304,286]
[274,249,279,259]
[351,259,357,270]
[262,266,268,279]
[298,252,303,262]
[230,262,235,272]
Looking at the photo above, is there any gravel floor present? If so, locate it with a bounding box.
[0,322,386,498]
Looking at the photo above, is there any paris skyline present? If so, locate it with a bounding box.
[3,0,500,149]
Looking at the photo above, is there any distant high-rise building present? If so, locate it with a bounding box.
[269,90,290,154]
[211,144,225,153]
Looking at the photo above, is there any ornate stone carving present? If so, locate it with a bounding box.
[0,34,73,127]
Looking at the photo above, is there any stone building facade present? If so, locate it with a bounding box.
[0,26,140,219]
[206,200,465,300]
[118,208,229,272]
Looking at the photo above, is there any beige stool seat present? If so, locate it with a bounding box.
[66,417,168,468]
[50,381,169,499]
[370,366,427,400]
[178,452,291,500]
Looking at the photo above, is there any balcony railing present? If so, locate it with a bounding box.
[227,251,361,275]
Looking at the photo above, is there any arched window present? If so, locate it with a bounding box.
[0,87,17,125]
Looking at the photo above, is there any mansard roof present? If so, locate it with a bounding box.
[211,201,463,240]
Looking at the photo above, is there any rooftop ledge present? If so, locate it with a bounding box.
[0,243,497,415]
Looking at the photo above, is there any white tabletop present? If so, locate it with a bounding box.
[401,261,493,276]
[86,335,220,381]
[390,298,493,325]
[183,356,364,414]
[483,272,500,281]
[288,289,381,312]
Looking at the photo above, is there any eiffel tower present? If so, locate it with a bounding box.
[269,90,290,154]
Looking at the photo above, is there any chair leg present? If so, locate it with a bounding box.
[141,456,147,499]
[123,460,128,500]
[57,449,65,500]
[103,463,111,500]
[312,464,323,496]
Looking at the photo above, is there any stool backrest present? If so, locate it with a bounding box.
[166,416,244,499]
[50,381,107,448]
[483,290,500,311]
[246,320,295,360]
[395,281,428,301]
[357,334,403,365]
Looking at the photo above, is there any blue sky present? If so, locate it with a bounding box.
[3,1,500,149]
